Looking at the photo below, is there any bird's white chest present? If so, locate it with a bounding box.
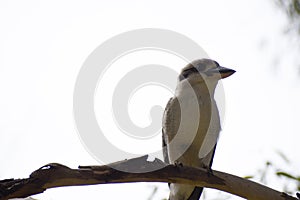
[168,85,221,167]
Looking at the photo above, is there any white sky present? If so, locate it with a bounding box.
[0,0,299,199]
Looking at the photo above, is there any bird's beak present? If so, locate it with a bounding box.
[217,66,236,79]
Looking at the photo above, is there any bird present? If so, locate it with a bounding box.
[162,58,235,200]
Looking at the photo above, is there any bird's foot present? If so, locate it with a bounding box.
[174,161,183,167]
[203,166,213,176]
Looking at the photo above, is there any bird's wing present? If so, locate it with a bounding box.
[162,97,215,200]
[162,97,180,164]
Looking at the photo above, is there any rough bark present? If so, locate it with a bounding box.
[0,156,297,200]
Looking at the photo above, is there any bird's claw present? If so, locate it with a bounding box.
[174,162,183,167]
[204,166,213,176]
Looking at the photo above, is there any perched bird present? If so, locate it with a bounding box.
[162,59,235,200]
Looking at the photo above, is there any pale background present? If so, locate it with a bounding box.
[0,0,299,199]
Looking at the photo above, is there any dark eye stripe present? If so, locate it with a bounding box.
[179,67,199,81]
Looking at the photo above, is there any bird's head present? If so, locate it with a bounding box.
[179,59,235,84]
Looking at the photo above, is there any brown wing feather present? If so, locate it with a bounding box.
[162,97,180,164]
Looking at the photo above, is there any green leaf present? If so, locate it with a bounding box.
[243,176,254,179]
[276,171,297,180]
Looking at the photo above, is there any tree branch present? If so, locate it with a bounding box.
[0,155,297,200]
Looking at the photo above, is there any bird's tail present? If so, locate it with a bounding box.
[187,187,203,200]
[168,186,203,200]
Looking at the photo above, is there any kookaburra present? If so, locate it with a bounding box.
[162,58,235,200]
